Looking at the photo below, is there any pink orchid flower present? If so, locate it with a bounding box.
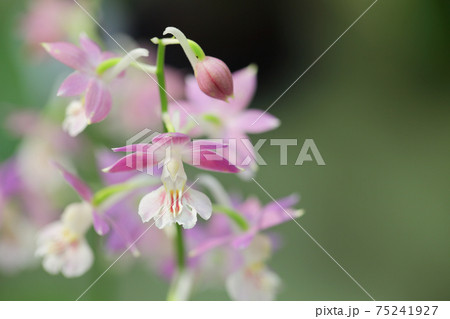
[56,162,151,257]
[43,34,149,135]
[176,65,280,172]
[104,132,240,229]
[189,193,303,257]
[55,163,110,235]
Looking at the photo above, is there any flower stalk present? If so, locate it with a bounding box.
[154,38,187,300]
[155,40,175,132]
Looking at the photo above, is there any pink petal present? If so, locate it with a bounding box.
[79,34,101,65]
[112,143,153,153]
[231,231,257,249]
[185,149,240,173]
[229,65,258,111]
[138,186,165,222]
[237,110,280,134]
[54,162,92,202]
[85,80,112,123]
[190,140,228,152]
[260,208,303,230]
[152,132,190,146]
[185,75,216,109]
[102,152,158,173]
[264,194,299,213]
[101,52,117,61]
[95,150,137,185]
[57,72,90,97]
[93,212,110,235]
[188,235,231,257]
[42,42,89,71]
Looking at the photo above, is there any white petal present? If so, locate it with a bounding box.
[226,266,281,301]
[138,186,165,223]
[185,189,212,220]
[62,100,89,137]
[243,234,272,264]
[36,222,64,251]
[155,207,175,229]
[62,239,94,278]
[42,254,64,275]
[176,207,197,229]
[61,202,93,235]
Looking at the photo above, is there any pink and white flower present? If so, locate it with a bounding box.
[35,202,93,277]
[105,132,240,229]
[174,65,280,175]
[43,34,149,135]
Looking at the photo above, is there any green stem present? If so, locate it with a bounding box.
[155,39,186,300]
[96,58,157,76]
[175,224,186,270]
[152,37,205,60]
[156,43,168,114]
[155,42,175,132]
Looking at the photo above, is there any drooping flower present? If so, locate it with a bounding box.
[6,110,81,203]
[0,159,37,274]
[43,34,149,135]
[104,132,240,229]
[0,207,37,274]
[54,163,109,235]
[174,65,280,175]
[56,161,159,256]
[35,202,93,277]
[226,235,281,301]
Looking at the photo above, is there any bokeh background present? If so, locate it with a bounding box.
[1,0,449,300]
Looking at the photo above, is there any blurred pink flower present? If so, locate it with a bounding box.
[174,65,280,174]
[189,192,303,256]
[44,34,149,135]
[21,0,72,56]
[111,65,185,135]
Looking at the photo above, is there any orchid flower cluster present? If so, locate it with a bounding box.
[1,3,304,300]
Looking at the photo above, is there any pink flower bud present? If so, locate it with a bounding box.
[194,56,233,101]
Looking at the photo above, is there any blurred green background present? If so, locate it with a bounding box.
[0,0,449,300]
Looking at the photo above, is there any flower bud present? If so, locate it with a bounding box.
[194,56,233,101]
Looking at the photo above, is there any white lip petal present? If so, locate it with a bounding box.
[155,208,175,229]
[186,189,212,220]
[175,207,197,229]
[226,266,281,301]
[61,240,94,278]
[42,254,64,275]
[138,186,165,223]
[62,100,88,137]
